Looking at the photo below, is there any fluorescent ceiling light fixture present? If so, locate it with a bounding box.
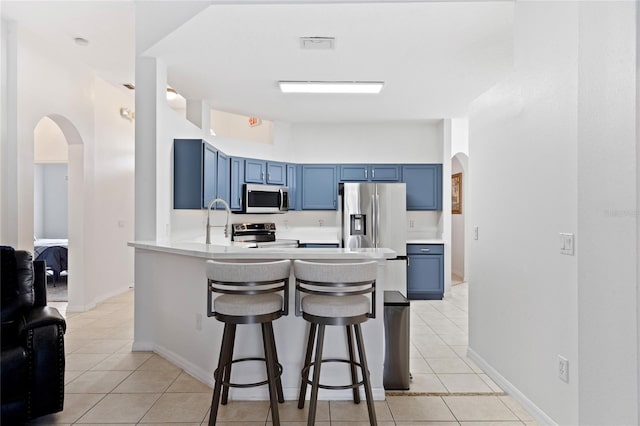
[279,81,384,94]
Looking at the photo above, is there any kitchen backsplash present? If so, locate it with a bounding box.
[171,209,442,242]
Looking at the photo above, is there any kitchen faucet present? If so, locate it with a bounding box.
[206,198,231,244]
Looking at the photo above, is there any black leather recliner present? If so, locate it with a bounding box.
[1,246,66,424]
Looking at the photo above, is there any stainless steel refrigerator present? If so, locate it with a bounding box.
[339,182,407,296]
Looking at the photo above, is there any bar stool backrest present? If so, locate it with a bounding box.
[206,259,291,317]
[293,260,377,318]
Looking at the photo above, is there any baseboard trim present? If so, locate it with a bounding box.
[467,347,557,426]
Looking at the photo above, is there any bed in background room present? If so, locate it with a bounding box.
[34,239,68,281]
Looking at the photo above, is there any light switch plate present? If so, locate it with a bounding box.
[559,233,574,255]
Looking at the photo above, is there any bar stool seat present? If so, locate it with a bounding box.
[215,293,283,317]
[294,260,378,426]
[206,259,290,426]
[301,295,370,318]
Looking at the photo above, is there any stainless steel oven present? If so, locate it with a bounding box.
[231,222,298,248]
[242,184,289,214]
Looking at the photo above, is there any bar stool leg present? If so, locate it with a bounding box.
[346,325,361,404]
[298,323,317,409]
[221,324,237,405]
[209,324,234,426]
[307,324,325,426]
[262,323,280,426]
[354,324,377,426]
[265,322,285,403]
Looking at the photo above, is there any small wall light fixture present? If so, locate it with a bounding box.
[166,87,178,101]
[120,107,135,121]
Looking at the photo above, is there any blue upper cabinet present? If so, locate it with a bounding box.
[267,161,286,185]
[340,164,369,181]
[370,164,401,181]
[230,157,245,211]
[339,164,401,182]
[301,165,338,210]
[245,159,266,183]
[203,144,217,208]
[244,159,287,185]
[402,164,442,210]
[286,164,297,210]
[216,152,230,206]
[173,139,217,209]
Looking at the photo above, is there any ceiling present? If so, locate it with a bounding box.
[2,1,514,123]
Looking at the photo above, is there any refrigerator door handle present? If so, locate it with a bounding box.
[371,193,376,247]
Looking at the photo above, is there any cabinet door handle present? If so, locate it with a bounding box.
[420,248,431,252]
[372,169,375,179]
[407,257,410,267]
[364,170,368,179]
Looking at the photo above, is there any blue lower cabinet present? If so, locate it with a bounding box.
[301,165,338,210]
[406,244,444,300]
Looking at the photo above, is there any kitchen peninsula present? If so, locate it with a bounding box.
[128,240,395,401]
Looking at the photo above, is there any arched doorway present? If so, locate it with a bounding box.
[34,117,69,301]
[32,114,86,312]
[451,152,468,283]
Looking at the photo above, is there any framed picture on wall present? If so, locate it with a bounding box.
[452,172,462,214]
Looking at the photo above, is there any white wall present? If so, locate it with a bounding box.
[451,117,469,158]
[576,2,638,424]
[34,116,68,163]
[289,121,442,163]
[33,116,69,239]
[2,22,136,310]
[32,164,68,239]
[468,1,637,425]
[91,77,135,302]
[211,109,273,144]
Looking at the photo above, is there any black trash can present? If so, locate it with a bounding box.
[383,290,410,390]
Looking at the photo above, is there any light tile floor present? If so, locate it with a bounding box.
[35,283,538,425]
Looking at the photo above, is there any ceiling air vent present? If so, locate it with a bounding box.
[300,37,335,50]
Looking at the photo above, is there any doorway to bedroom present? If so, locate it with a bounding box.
[33,117,69,302]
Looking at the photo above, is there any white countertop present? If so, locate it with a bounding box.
[406,238,445,244]
[278,227,444,246]
[128,240,395,260]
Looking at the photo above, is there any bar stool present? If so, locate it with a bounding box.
[206,259,290,426]
[294,260,378,426]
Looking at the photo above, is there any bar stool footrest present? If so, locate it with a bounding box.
[301,358,367,390]
[215,357,283,389]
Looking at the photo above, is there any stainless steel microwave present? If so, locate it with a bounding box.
[242,184,289,214]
